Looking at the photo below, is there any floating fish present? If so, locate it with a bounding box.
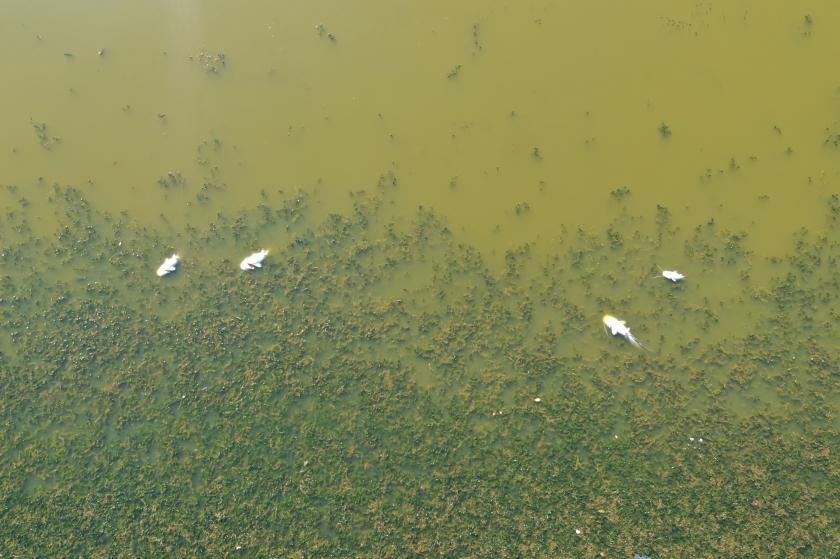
[156,254,179,277]
[661,269,685,282]
[240,249,269,271]
[602,314,646,349]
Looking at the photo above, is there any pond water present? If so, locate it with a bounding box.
[1,1,838,556]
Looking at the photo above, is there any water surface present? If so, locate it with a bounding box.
[1,1,838,556]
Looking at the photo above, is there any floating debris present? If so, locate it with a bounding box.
[156,254,179,277]
[240,249,268,271]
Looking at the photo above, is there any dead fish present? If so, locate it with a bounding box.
[156,254,179,277]
[602,314,646,349]
[660,269,685,282]
[240,249,268,271]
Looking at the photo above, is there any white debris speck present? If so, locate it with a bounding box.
[575,528,582,535]
[235,545,242,551]
[698,438,703,443]
[534,397,541,403]
[689,437,695,441]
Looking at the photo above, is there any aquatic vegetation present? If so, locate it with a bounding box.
[514,202,530,215]
[30,120,60,150]
[472,23,483,52]
[4,3,840,553]
[0,188,837,556]
[823,124,840,147]
[609,186,631,200]
[157,171,185,189]
[315,24,337,43]
[195,50,227,74]
[447,64,462,80]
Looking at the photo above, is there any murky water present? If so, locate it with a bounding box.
[1,1,838,556]
[4,1,840,252]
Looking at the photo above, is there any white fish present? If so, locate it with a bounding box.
[661,269,685,282]
[602,314,645,349]
[240,249,269,271]
[156,254,179,277]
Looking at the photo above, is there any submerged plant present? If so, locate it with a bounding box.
[31,120,60,150]
[0,188,836,556]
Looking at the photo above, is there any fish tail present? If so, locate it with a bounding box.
[628,334,647,350]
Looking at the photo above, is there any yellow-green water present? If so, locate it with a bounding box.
[3,1,839,252]
[1,1,839,556]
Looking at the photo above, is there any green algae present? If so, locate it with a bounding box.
[0,187,837,557]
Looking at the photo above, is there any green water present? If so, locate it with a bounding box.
[1,1,839,556]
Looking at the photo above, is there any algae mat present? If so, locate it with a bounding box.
[1,0,839,557]
[0,188,837,556]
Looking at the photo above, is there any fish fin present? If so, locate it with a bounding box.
[629,335,648,351]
